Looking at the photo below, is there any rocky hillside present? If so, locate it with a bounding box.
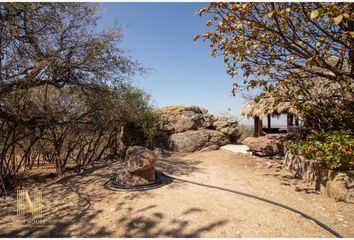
[157,106,241,152]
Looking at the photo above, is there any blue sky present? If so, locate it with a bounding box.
[98,3,285,126]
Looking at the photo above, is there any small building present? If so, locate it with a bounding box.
[240,94,300,137]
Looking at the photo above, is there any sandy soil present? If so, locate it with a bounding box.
[0,149,353,237]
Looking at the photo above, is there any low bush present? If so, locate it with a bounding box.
[288,130,354,171]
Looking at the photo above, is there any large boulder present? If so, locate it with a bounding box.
[114,146,156,186]
[159,106,206,133]
[173,114,202,133]
[169,129,229,152]
[199,144,220,152]
[218,127,241,142]
[212,116,237,130]
[213,116,241,142]
[201,113,214,128]
[125,146,156,173]
[242,134,287,156]
[155,105,241,152]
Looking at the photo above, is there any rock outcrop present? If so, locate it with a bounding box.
[114,146,156,186]
[212,116,240,142]
[169,129,229,152]
[159,106,209,134]
[157,106,241,152]
[242,134,287,156]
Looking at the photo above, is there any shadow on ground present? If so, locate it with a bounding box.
[156,156,203,177]
[262,171,319,195]
[116,201,228,237]
[0,157,227,237]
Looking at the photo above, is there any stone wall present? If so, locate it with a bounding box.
[284,152,354,203]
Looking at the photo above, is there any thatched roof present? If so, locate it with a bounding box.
[240,92,299,118]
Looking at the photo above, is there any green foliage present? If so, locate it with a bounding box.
[298,99,354,131]
[288,131,354,170]
[120,85,161,147]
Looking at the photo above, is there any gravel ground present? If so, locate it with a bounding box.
[0,149,353,237]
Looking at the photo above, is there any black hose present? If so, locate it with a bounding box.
[105,171,343,238]
[171,176,343,238]
[105,170,173,192]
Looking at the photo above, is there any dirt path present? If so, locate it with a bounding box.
[1,150,353,237]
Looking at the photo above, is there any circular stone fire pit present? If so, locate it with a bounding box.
[105,146,172,191]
